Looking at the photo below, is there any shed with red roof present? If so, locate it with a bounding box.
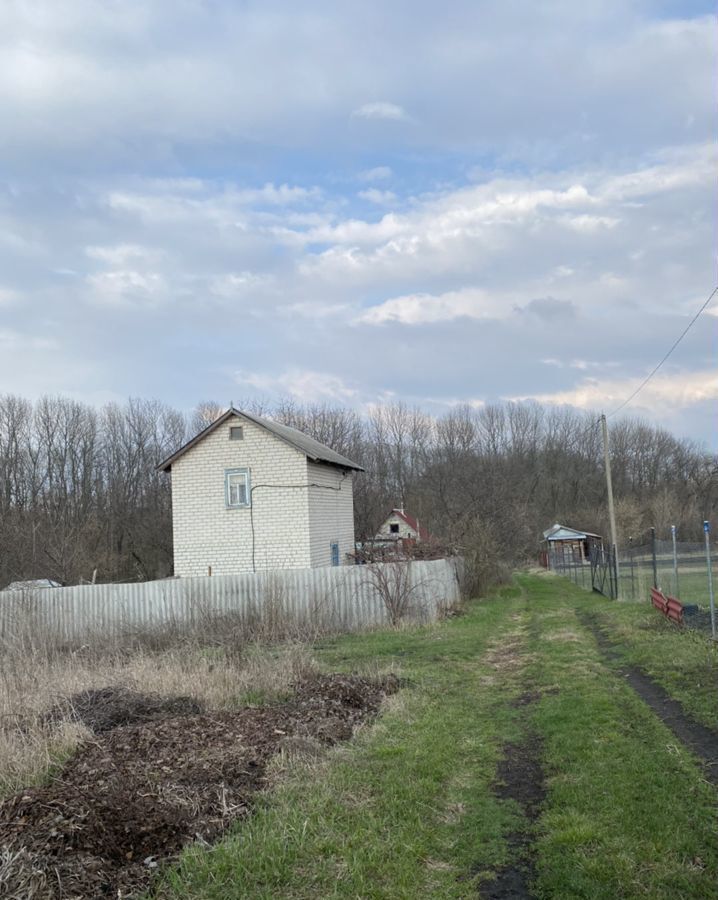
[375,508,432,543]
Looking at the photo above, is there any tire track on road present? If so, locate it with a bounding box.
[475,611,545,899]
[576,608,718,785]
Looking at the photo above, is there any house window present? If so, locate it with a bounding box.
[229,426,244,440]
[330,542,340,566]
[225,468,250,508]
[389,523,399,534]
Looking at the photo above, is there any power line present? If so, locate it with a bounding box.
[607,285,718,419]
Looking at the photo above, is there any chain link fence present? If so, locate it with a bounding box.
[545,523,717,638]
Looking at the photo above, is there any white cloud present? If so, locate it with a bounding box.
[351,101,408,121]
[358,188,397,205]
[0,4,712,171]
[85,243,161,265]
[0,287,20,305]
[282,300,350,319]
[540,358,621,371]
[0,4,715,445]
[356,288,509,326]
[561,214,620,232]
[293,142,715,312]
[210,271,270,299]
[234,368,359,402]
[359,166,392,182]
[0,329,57,351]
[85,270,167,307]
[509,369,718,415]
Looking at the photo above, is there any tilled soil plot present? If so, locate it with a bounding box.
[41,685,205,733]
[0,673,398,899]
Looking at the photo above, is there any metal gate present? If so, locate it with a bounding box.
[590,544,618,599]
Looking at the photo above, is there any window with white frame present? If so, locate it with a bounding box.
[225,468,250,508]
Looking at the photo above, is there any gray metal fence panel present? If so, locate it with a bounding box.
[0,558,463,641]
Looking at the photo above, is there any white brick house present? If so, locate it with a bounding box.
[158,408,363,577]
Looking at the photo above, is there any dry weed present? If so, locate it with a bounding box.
[0,635,317,799]
[541,629,584,643]
[0,846,49,900]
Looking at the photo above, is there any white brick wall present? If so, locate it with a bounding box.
[171,418,311,576]
[170,417,357,576]
[307,462,355,566]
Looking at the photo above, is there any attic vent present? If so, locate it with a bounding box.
[229,426,244,441]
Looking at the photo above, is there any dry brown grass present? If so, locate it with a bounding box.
[0,626,317,799]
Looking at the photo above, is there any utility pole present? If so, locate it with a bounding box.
[600,414,620,589]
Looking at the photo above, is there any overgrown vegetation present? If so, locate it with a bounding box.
[0,393,714,586]
[159,575,718,899]
[0,618,317,799]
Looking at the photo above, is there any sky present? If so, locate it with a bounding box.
[1,0,716,447]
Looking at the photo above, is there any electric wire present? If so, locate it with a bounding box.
[606,285,718,419]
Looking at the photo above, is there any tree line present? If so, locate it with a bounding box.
[0,394,714,587]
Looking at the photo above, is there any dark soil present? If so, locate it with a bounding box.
[577,609,718,785]
[0,673,398,899]
[42,685,205,733]
[477,693,546,900]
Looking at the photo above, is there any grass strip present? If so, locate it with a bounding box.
[586,590,717,731]
[521,575,718,899]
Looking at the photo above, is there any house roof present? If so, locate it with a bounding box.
[386,508,433,541]
[158,407,364,473]
[542,523,602,541]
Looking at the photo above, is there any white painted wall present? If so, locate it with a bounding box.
[171,417,311,576]
[307,462,355,567]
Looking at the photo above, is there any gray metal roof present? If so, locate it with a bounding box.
[158,407,364,472]
[542,523,602,541]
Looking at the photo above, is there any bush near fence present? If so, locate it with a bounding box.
[0,558,463,647]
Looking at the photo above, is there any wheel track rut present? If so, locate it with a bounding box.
[576,608,718,785]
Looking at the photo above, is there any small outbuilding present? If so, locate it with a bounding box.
[375,508,432,543]
[540,523,603,568]
[159,407,364,577]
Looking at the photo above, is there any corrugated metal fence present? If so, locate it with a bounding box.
[0,558,463,642]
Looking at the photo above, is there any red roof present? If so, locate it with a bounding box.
[390,509,432,541]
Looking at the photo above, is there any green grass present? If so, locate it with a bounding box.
[156,574,718,899]
[618,563,715,606]
[582,591,718,731]
[520,575,718,899]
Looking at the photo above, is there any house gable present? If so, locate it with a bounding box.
[376,508,431,542]
[159,408,363,473]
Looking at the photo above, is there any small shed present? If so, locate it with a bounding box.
[375,508,432,543]
[541,523,603,567]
